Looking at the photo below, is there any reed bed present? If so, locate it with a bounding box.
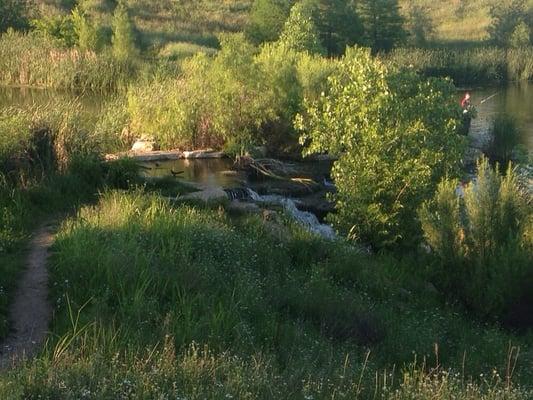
[384,47,533,84]
[0,31,135,92]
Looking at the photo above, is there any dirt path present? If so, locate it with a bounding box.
[0,223,54,370]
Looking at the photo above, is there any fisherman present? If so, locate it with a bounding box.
[459,92,475,135]
[461,92,471,111]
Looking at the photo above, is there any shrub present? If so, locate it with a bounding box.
[245,0,291,44]
[510,21,532,48]
[111,1,138,62]
[297,47,465,248]
[157,41,217,61]
[489,0,533,47]
[255,42,303,152]
[296,52,339,102]
[419,158,533,319]
[32,15,77,47]
[71,6,102,52]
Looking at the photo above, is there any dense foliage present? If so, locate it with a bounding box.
[0,0,31,33]
[489,0,533,47]
[488,114,522,164]
[111,0,138,61]
[297,47,465,248]
[419,159,532,320]
[359,0,407,53]
[246,0,291,44]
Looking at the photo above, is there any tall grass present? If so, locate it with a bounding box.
[0,190,530,397]
[0,98,140,341]
[384,47,533,84]
[0,31,135,91]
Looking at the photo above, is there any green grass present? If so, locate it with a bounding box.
[399,0,493,44]
[0,190,530,398]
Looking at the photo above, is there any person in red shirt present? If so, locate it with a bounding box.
[459,92,474,135]
[461,92,471,110]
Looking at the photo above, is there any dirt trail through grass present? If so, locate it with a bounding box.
[0,222,54,370]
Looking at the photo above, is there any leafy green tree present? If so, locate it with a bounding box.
[71,7,101,51]
[489,0,532,47]
[0,0,32,33]
[297,47,465,248]
[509,21,531,47]
[112,1,138,61]
[246,0,293,44]
[31,15,78,47]
[208,34,275,153]
[255,42,304,152]
[301,0,363,56]
[359,0,407,53]
[279,1,325,55]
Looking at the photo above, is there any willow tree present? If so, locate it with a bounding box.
[297,47,465,248]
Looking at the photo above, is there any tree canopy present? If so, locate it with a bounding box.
[279,1,325,55]
[297,47,465,248]
[112,1,138,61]
[0,0,31,33]
[301,0,364,56]
[489,0,533,47]
[246,0,293,44]
[359,0,407,53]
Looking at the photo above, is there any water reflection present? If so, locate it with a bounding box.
[470,83,533,151]
[140,158,247,188]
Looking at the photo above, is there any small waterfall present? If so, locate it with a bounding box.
[246,189,336,240]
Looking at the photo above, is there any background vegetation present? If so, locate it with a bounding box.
[0,0,532,398]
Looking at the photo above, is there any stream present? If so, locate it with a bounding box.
[1,84,532,238]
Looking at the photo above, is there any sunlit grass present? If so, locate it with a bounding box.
[0,190,530,398]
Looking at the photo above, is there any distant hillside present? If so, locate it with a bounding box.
[34,0,531,48]
[36,0,252,50]
[399,0,493,43]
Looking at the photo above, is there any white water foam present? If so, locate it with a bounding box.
[246,189,336,240]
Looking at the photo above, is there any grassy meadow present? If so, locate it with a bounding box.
[0,190,531,398]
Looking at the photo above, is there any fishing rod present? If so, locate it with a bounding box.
[478,92,499,105]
